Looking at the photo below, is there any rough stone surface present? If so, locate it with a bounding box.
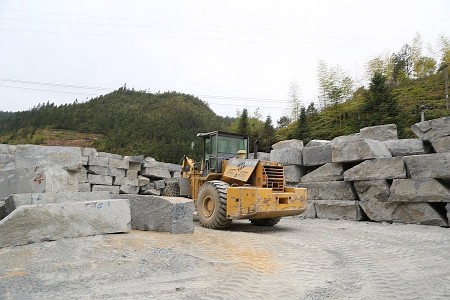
[297,200,316,218]
[447,203,450,224]
[383,139,429,156]
[431,136,450,153]
[0,167,78,200]
[111,194,194,234]
[88,156,109,166]
[120,184,139,194]
[15,145,82,171]
[109,158,129,170]
[359,124,398,141]
[315,200,363,221]
[305,140,330,147]
[98,152,123,160]
[404,153,450,179]
[0,200,6,220]
[331,136,392,163]
[296,181,356,200]
[4,191,111,214]
[388,178,450,202]
[354,180,390,202]
[82,147,97,157]
[343,157,406,181]
[284,165,305,183]
[88,165,110,176]
[300,163,344,183]
[78,182,91,192]
[272,139,303,150]
[411,116,450,142]
[270,148,303,165]
[302,144,332,166]
[88,174,113,185]
[359,202,447,226]
[91,185,119,194]
[0,199,131,248]
[141,159,172,179]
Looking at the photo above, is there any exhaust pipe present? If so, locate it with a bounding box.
[254,140,259,159]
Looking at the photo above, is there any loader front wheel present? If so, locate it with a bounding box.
[197,180,231,229]
[250,217,282,226]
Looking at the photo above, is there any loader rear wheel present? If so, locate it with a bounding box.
[250,217,282,226]
[197,180,231,229]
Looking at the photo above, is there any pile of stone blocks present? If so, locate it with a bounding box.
[270,120,450,226]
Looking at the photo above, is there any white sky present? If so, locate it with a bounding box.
[0,0,449,122]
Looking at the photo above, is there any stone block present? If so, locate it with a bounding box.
[411,116,450,142]
[82,147,97,157]
[296,181,356,200]
[128,161,143,171]
[140,167,171,179]
[0,154,15,164]
[0,200,6,220]
[4,191,111,214]
[88,174,113,185]
[270,148,303,165]
[109,158,129,170]
[111,194,194,234]
[431,136,450,153]
[15,145,82,171]
[77,166,88,182]
[78,182,91,192]
[91,185,119,194]
[383,139,429,156]
[331,136,392,163]
[300,200,316,218]
[284,165,305,183]
[447,203,450,223]
[124,155,145,164]
[315,200,363,221]
[0,144,16,154]
[404,153,450,179]
[359,202,447,226]
[127,169,139,178]
[88,156,109,166]
[300,163,344,183]
[140,188,161,196]
[109,167,126,178]
[119,184,139,194]
[302,144,332,166]
[153,179,166,189]
[172,172,181,178]
[98,152,123,160]
[248,152,271,160]
[88,165,110,176]
[0,199,131,248]
[388,178,450,202]
[343,157,406,181]
[0,167,78,200]
[305,140,330,147]
[138,175,150,186]
[354,180,390,202]
[272,139,303,150]
[360,124,398,141]
[81,156,88,165]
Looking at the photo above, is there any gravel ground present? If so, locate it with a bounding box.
[1,218,449,299]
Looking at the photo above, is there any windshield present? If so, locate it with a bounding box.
[217,135,248,155]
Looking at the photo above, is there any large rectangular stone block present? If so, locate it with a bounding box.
[272,139,303,150]
[88,174,113,185]
[15,145,82,170]
[359,202,447,226]
[388,178,450,202]
[140,167,171,179]
[270,148,303,165]
[4,191,111,215]
[359,124,398,141]
[431,136,450,153]
[354,180,390,202]
[91,185,119,194]
[0,144,16,154]
[109,158,129,169]
[300,163,344,183]
[88,156,109,166]
[404,153,450,179]
[111,194,194,234]
[98,152,123,160]
[284,165,305,183]
[88,165,110,176]
[302,144,332,166]
[305,140,330,147]
[383,139,428,157]
[315,200,363,221]
[296,181,356,200]
[0,167,79,200]
[411,116,450,142]
[0,199,131,248]
[331,136,392,163]
[343,157,406,181]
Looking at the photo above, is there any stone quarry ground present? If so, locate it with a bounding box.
[1,218,449,300]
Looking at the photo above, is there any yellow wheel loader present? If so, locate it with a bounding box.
[179,131,307,229]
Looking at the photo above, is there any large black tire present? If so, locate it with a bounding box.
[197,180,231,229]
[250,217,282,226]
[163,180,180,197]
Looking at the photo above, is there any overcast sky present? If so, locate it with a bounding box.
[1,0,449,122]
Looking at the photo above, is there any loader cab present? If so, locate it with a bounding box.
[197,131,249,175]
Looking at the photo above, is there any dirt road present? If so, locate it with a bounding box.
[1,218,449,299]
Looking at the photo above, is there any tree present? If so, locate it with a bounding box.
[296,106,309,141]
[289,81,301,122]
[361,72,399,127]
[237,108,249,135]
[260,115,276,152]
[306,102,318,116]
[276,116,290,128]
[318,60,354,107]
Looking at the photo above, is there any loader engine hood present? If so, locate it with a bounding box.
[222,158,259,182]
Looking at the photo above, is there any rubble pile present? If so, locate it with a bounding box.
[270,118,450,227]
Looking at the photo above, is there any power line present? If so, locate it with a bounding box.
[0,84,100,95]
[0,78,112,90]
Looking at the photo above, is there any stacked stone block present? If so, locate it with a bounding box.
[270,139,305,185]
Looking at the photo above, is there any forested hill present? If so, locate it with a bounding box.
[0,89,233,163]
